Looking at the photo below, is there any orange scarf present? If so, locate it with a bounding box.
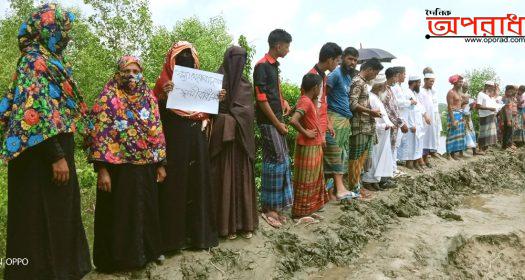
[153,41,208,121]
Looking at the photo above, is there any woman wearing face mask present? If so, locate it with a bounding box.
[87,55,167,272]
[0,3,92,279]
[154,42,224,251]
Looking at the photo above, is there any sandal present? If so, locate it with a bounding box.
[294,216,319,226]
[261,213,282,229]
[336,192,353,201]
[310,213,325,220]
[228,234,237,240]
[156,254,166,265]
[242,232,253,239]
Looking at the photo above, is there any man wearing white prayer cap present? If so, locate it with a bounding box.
[408,75,421,82]
[363,74,396,189]
[397,73,428,171]
[476,80,499,150]
[424,73,436,79]
[372,73,387,85]
[419,70,442,167]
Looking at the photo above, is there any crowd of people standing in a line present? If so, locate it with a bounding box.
[1,4,524,279]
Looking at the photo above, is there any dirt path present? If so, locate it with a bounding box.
[316,192,525,280]
[84,148,525,280]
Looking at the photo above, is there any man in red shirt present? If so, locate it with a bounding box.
[306,42,342,200]
[254,29,293,228]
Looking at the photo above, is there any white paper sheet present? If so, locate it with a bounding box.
[166,66,223,114]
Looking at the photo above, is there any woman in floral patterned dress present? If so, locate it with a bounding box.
[87,55,167,272]
[0,3,92,279]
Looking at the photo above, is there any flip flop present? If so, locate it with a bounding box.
[349,191,360,199]
[337,192,354,201]
[261,213,282,229]
[294,216,319,226]
[336,192,353,201]
[310,213,325,220]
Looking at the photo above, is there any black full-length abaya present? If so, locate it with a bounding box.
[5,133,92,280]
[157,108,219,251]
[2,4,92,279]
[93,163,162,272]
[88,55,166,272]
[154,42,218,252]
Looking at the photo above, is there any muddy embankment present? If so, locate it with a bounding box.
[85,149,525,280]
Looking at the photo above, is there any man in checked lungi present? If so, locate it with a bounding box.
[348,58,384,198]
[446,74,467,160]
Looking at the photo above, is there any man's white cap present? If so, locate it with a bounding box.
[424,73,436,79]
[408,75,421,81]
[372,74,387,85]
[484,80,495,86]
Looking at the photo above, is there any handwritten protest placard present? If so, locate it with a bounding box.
[166,66,223,114]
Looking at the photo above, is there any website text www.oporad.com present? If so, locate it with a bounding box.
[464,36,525,43]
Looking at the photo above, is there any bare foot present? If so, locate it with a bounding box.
[474,150,485,156]
[328,189,337,201]
[278,213,289,224]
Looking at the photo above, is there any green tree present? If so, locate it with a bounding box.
[83,0,153,60]
[463,67,500,99]
[0,16,20,92]
[8,0,34,20]
[238,34,255,81]
[0,0,37,92]
[141,26,174,85]
[67,14,115,105]
[171,16,233,72]
[281,81,301,157]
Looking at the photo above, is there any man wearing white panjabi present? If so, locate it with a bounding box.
[397,75,428,171]
[362,74,395,188]
[383,67,409,178]
[390,67,409,172]
[418,72,442,167]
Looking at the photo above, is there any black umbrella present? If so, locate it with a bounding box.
[357,48,396,64]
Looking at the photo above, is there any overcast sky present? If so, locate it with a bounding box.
[2,0,524,102]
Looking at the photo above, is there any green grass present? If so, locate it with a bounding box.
[0,163,7,269]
